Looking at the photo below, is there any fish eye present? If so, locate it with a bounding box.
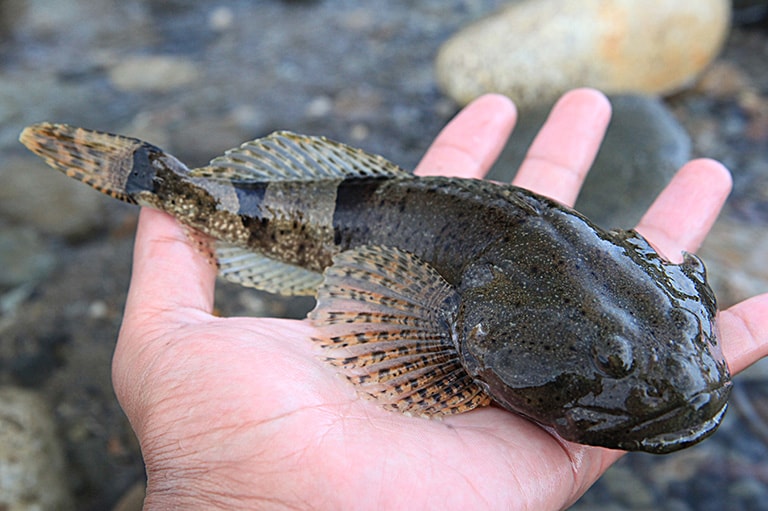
[591,334,634,378]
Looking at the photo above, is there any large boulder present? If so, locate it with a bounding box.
[436,0,731,108]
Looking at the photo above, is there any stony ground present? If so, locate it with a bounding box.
[0,1,767,509]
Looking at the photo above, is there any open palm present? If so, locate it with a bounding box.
[111,89,768,510]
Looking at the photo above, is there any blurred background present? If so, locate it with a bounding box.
[0,1,766,509]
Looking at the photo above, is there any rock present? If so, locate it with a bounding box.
[596,464,655,508]
[0,386,74,511]
[732,0,768,24]
[486,95,690,229]
[692,60,756,99]
[111,481,145,511]
[697,220,768,309]
[0,75,91,150]
[436,0,731,108]
[0,225,55,288]
[0,156,110,240]
[109,55,200,93]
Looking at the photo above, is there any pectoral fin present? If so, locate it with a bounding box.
[309,245,490,416]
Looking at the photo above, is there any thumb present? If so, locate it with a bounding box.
[112,208,217,416]
[124,207,217,322]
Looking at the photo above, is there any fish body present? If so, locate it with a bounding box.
[20,123,731,453]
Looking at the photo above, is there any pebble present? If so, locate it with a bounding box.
[486,95,690,229]
[109,55,201,93]
[305,95,334,118]
[208,6,235,32]
[0,386,73,511]
[436,0,731,108]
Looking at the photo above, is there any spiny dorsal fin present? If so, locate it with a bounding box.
[215,242,323,296]
[188,131,409,182]
[309,245,491,416]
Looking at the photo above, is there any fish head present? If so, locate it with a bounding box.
[456,244,731,454]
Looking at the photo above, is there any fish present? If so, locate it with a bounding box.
[19,122,732,453]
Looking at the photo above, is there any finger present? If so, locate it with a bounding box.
[415,94,517,178]
[718,295,768,374]
[123,208,217,323]
[635,159,732,262]
[513,88,611,207]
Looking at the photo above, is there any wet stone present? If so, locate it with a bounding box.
[733,0,768,23]
[0,386,74,511]
[0,156,110,240]
[487,95,690,229]
[0,225,55,288]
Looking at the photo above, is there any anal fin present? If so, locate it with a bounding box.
[215,242,323,296]
[309,245,490,416]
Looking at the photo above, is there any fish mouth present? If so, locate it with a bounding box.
[631,397,728,453]
[562,383,732,454]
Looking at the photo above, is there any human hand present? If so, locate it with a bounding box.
[111,89,768,510]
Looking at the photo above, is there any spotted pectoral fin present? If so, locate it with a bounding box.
[308,245,490,416]
[214,242,323,296]
[188,131,410,182]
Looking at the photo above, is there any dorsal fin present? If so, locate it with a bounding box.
[188,131,409,182]
[309,245,491,416]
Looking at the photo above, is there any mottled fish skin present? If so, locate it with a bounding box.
[20,123,732,454]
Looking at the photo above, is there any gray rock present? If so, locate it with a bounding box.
[0,156,110,240]
[111,481,145,511]
[733,0,768,23]
[487,95,690,229]
[0,225,55,289]
[0,386,73,511]
[599,464,655,508]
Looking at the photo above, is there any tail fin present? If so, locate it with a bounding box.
[19,123,152,204]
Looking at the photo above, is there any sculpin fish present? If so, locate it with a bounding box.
[19,123,731,453]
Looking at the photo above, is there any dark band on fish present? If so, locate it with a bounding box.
[125,144,161,195]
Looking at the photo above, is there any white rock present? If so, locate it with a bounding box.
[0,387,73,511]
[436,0,731,107]
[109,55,200,93]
